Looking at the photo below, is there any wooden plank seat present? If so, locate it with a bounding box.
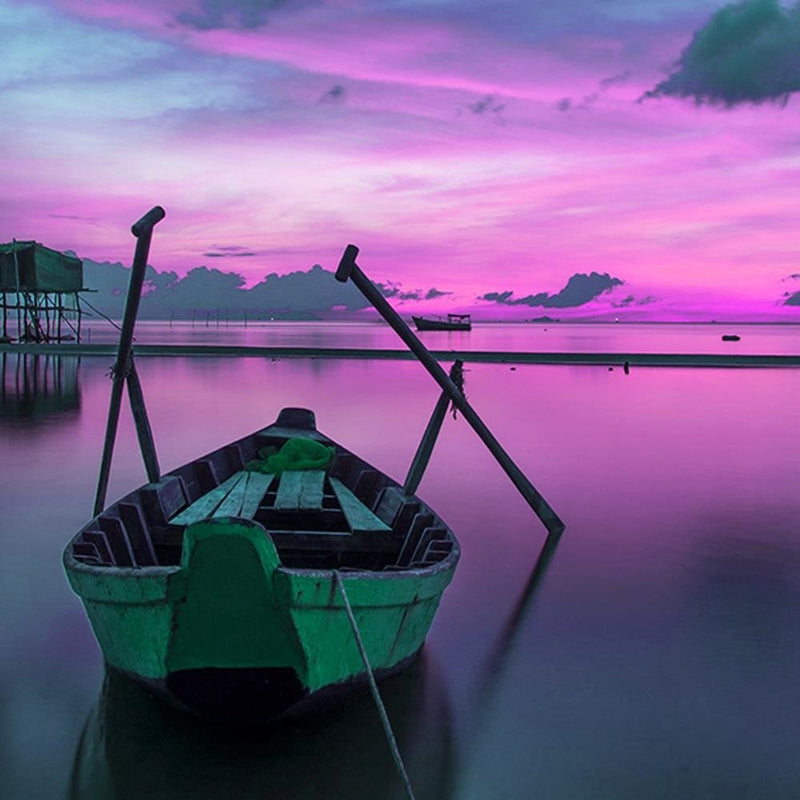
[274,470,325,511]
[165,470,398,562]
[169,471,275,526]
[330,477,391,533]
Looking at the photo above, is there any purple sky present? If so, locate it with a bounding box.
[3,0,800,319]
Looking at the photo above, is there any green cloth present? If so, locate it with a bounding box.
[247,437,335,475]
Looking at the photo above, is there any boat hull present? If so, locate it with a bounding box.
[412,316,471,331]
[64,412,459,723]
[67,518,456,723]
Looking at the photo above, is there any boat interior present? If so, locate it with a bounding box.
[69,429,456,573]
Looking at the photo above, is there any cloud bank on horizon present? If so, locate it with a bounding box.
[80,258,627,319]
[2,0,800,320]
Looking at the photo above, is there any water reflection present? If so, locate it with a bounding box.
[0,352,81,424]
[477,530,562,701]
[68,653,453,800]
[683,507,800,657]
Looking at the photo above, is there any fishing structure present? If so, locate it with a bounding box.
[0,241,87,342]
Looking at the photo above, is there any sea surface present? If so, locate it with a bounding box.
[82,319,800,355]
[1,323,798,799]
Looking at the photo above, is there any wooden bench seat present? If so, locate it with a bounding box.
[168,470,394,550]
[330,478,391,533]
[274,470,325,511]
[169,471,274,526]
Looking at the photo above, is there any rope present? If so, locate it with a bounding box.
[333,571,417,800]
[78,295,123,332]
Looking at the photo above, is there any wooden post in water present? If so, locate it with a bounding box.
[336,244,565,535]
[94,206,165,516]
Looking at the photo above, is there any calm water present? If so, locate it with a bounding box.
[1,325,799,799]
[83,319,800,356]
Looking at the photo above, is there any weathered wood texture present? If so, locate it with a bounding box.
[330,477,391,532]
[274,470,325,511]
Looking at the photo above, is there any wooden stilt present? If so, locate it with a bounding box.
[76,293,82,342]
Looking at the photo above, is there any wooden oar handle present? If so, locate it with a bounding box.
[131,206,166,238]
[335,244,359,282]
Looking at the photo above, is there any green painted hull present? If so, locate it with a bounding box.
[64,410,459,722]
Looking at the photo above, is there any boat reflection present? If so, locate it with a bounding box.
[0,352,81,423]
[67,651,453,800]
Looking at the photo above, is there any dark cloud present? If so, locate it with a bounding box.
[480,272,623,308]
[461,94,506,123]
[377,282,422,301]
[643,0,800,106]
[425,287,452,300]
[599,69,632,89]
[48,213,98,222]
[204,250,257,258]
[467,94,506,115]
[78,257,458,318]
[555,70,631,113]
[319,85,345,104]
[612,293,657,308]
[176,0,302,31]
[207,245,256,252]
[246,264,366,310]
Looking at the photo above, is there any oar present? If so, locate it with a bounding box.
[93,207,165,516]
[336,244,565,535]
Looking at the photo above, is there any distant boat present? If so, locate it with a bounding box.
[412,313,471,331]
[721,334,741,342]
[63,407,460,724]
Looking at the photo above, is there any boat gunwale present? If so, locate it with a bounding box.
[64,416,460,583]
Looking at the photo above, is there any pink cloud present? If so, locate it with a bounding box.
[3,1,800,320]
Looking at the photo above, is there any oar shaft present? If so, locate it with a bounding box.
[93,207,165,515]
[336,245,564,534]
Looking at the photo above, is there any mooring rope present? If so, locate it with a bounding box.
[78,295,123,332]
[333,570,417,800]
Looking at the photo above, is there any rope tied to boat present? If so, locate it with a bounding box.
[333,571,418,800]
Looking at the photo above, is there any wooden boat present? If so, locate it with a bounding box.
[412,314,471,332]
[63,407,459,724]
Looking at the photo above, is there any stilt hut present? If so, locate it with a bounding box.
[0,241,85,342]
